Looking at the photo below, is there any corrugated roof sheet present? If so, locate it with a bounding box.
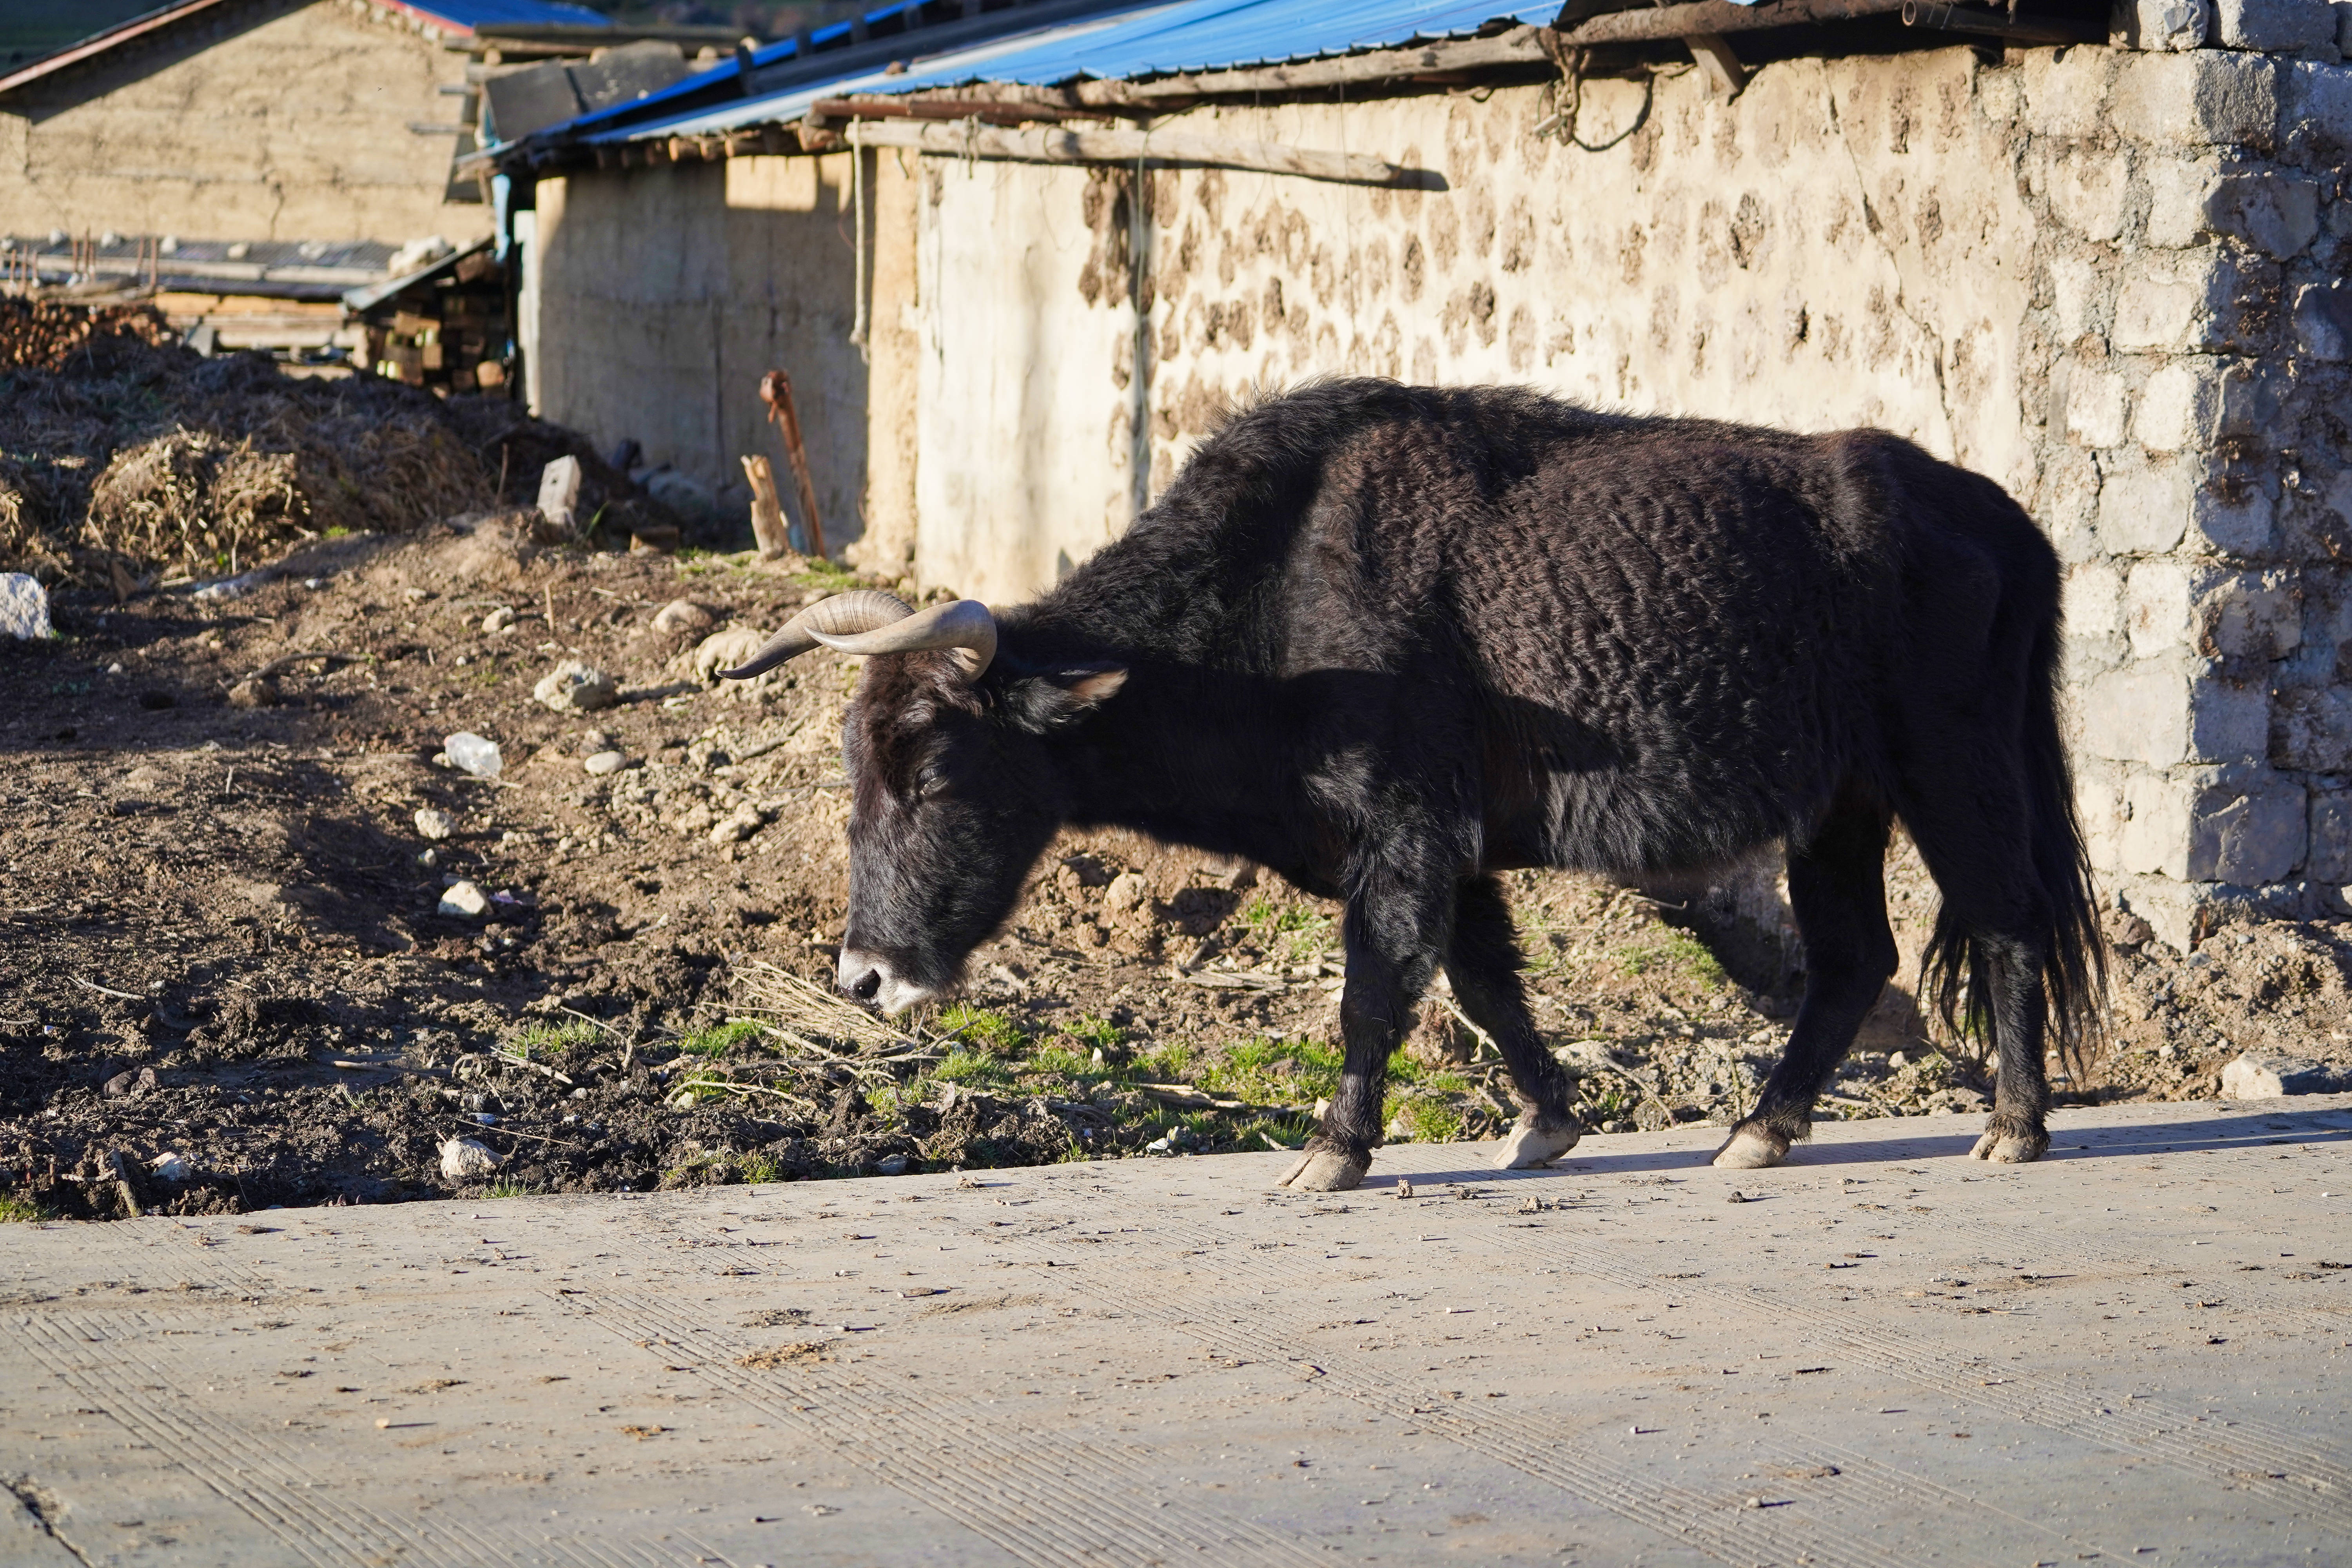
[379,0,612,29]
[566,0,1563,145]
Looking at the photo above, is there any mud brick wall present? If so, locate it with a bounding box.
[527,37,2352,947]
[0,0,485,246]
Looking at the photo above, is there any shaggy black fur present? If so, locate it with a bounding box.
[840,380,2105,1180]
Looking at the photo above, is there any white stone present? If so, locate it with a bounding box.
[2018,46,2116,138]
[2221,1052,2343,1099]
[2118,0,2214,48]
[2064,365,2130,449]
[2098,460,2193,555]
[2125,559,2195,659]
[148,1151,192,1182]
[2111,50,2282,149]
[439,1137,502,1180]
[414,807,457,841]
[2145,158,2221,248]
[2133,362,2205,453]
[537,455,583,538]
[2120,771,2194,877]
[2067,561,2125,639]
[2114,273,2212,354]
[2187,485,2274,555]
[2187,777,2307,882]
[0,573,51,639]
[2081,664,2187,766]
[688,626,768,684]
[2044,149,2131,242]
[481,605,517,634]
[2046,253,2103,341]
[534,659,619,713]
[2207,172,2321,260]
[439,879,490,919]
[583,750,628,776]
[2215,0,2337,51]
[708,804,766,846]
[2185,677,2273,763]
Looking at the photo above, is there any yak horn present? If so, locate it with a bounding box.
[808,597,997,679]
[716,590,914,680]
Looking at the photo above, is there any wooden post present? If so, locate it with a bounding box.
[740,453,793,560]
[759,369,826,559]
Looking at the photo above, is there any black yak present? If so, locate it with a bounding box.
[723,380,2103,1192]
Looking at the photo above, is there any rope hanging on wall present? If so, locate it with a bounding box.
[849,119,870,364]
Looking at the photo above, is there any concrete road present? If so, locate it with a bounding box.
[4,1097,2350,1568]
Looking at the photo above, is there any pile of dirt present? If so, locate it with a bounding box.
[0,521,2345,1221]
[0,301,686,589]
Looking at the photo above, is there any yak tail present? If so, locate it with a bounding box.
[1920,612,2108,1078]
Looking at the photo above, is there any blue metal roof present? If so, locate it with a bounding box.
[387,0,612,29]
[554,0,1563,146]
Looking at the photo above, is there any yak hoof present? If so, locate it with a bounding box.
[1492,1113,1582,1170]
[1276,1140,1371,1192]
[1711,1125,1790,1170]
[1969,1125,2049,1164]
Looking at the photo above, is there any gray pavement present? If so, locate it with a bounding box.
[5,1096,2352,1568]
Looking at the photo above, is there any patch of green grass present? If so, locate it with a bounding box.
[1237,896,1333,960]
[794,557,859,590]
[938,1004,1029,1056]
[1583,1082,1633,1121]
[1613,929,1727,989]
[502,1019,601,1061]
[1131,1040,1194,1082]
[1025,1045,1091,1079]
[935,1049,1011,1084]
[677,1019,771,1058]
[1062,1014,1122,1053]
[738,1152,785,1184]
[322,525,353,540]
[483,1180,537,1199]
[0,1194,49,1223]
[1194,1036,1341,1105]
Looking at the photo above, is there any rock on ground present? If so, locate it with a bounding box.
[439,1138,501,1179]
[534,659,619,713]
[0,572,51,639]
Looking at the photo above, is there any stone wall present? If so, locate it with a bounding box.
[0,0,485,245]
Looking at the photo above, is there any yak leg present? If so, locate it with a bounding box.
[1277,852,1454,1193]
[1900,777,2056,1165]
[1441,875,1582,1169]
[1715,798,1896,1170]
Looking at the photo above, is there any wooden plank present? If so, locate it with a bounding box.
[1072,26,1551,104]
[840,119,1431,188]
[1558,0,1909,46]
[740,454,791,562]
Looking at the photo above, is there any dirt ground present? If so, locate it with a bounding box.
[5,508,2350,1224]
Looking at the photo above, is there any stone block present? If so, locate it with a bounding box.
[2220,1051,2345,1098]
[2111,49,2280,149]
[2082,663,2188,764]
[2215,0,2338,50]
[2116,0,2213,49]
[2125,558,2196,658]
[2018,46,2116,138]
[2076,760,2125,867]
[2045,147,2133,241]
[2281,52,2352,158]
[2272,684,2352,768]
[2120,769,2194,876]
[2113,268,2217,353]
[2309,788,2352,881]
[2189,482,2276,555]
[2291,279,2352,358]
[2185,675,2274,760]
[2144,157,2221,247]
[2205,171,2321,259]
[2198,567,2301,659]
[2118,872,2198,951]
[2187,775,2307,880]
[2133,361,2204,452]
[2047,253,2105,339]
[2212,359,2279,436]
[2065,363,2131,448]
[2098,459,2193,555]
[2067,559,2126,639]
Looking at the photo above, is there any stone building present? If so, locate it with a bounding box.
[481,0,2352,946]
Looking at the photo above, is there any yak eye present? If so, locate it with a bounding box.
[914,763,949,798]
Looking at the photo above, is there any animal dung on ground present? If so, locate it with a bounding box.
[438,880,490,920]
[438,1136,500,1179]
[414,807,457,841]
[652,598,715,635]
[533,659,619,713]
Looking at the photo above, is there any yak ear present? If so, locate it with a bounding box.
[999,662,1128,733]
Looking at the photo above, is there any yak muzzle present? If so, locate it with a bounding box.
[836,948,941,1015]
